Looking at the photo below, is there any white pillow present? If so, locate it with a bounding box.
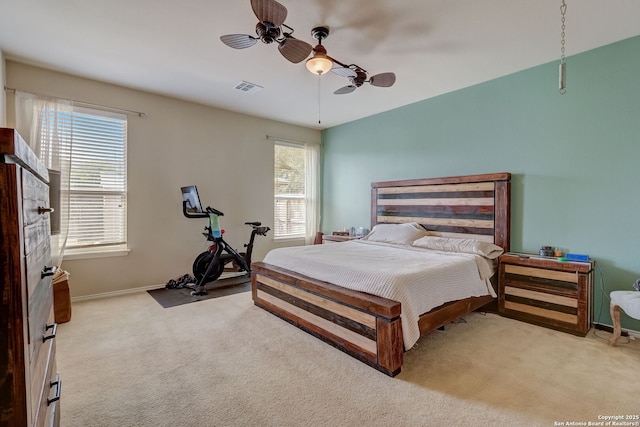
[411,236,504,259]
[362,222,429,245]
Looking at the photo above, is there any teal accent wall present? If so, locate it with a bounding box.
[321,36,640,331]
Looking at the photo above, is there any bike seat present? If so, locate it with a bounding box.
[245,221,261,227]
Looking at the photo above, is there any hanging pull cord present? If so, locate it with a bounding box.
[559,0,567,94]
[317,75,322,124]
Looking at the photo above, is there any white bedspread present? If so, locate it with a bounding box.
[262,240,497,349]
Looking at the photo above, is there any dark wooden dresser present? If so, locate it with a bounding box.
[1,128,61,426]
[498,252,594,336]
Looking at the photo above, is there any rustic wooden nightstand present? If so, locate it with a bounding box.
[321,234,361,244]
[498,252,594,336]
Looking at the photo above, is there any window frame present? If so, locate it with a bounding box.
[273,140,308,241]
[40,106,129,259]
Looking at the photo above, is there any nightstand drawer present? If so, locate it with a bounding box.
[504,285,577,308]
[322,235,361,244]
[503,285,578,324]
[502,264,579,294]
[503,301,577,324]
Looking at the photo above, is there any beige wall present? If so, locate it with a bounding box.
[0,52,5,126]
[6,60,320,298]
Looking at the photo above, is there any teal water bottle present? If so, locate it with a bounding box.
[209,213,222,238]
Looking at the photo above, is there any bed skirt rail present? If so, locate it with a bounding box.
[251,262,403,377]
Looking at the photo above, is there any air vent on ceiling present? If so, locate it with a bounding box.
[234,81,263,94]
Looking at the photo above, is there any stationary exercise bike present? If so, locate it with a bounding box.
[181,186,270,296]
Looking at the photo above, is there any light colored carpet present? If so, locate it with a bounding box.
[57,291,639,427]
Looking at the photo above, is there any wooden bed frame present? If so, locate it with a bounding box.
[251,172,511,376]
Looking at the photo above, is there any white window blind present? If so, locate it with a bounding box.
[40,107,127,252]
[274,142,306,238]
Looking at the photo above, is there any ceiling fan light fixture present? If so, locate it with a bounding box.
[306,51,333,75]
[306,26,333,75]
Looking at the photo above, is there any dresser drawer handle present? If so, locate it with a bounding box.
[38,206,55,214]
[47,374,62,405]
[43,323,57,342]
[41,265,57,278]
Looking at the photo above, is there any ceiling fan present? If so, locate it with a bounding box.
[220,0,312,64]
[305,26,396,94]
[332,65,396,95]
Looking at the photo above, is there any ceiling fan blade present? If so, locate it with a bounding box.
[251,0,287,27]
[278,37,313,63]
[220,34,259,49]
[334,85,357,95]
[331,66,357,78]
[369,72,396,87]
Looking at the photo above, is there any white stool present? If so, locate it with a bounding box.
[609,291,640,346]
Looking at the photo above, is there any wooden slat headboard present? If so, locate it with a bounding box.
[371,172,511,251]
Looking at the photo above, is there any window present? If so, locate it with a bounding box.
[40,107,128,254]
[274,142,306,238]
[273,141,320,241]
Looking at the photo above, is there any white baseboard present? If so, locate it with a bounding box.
[70,272,248,303]
[70,284,164,302]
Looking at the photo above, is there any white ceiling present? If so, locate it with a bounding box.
[1,0,639,130]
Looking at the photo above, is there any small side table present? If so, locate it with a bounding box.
[322,235,361,244]
[498,252,594,336]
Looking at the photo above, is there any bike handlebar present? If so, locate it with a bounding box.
[183,201,207,218]
[183,201,224,219]
[182,201,269,236]
[206,206,224,216]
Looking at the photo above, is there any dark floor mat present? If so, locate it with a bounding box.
[147,275,251,308]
